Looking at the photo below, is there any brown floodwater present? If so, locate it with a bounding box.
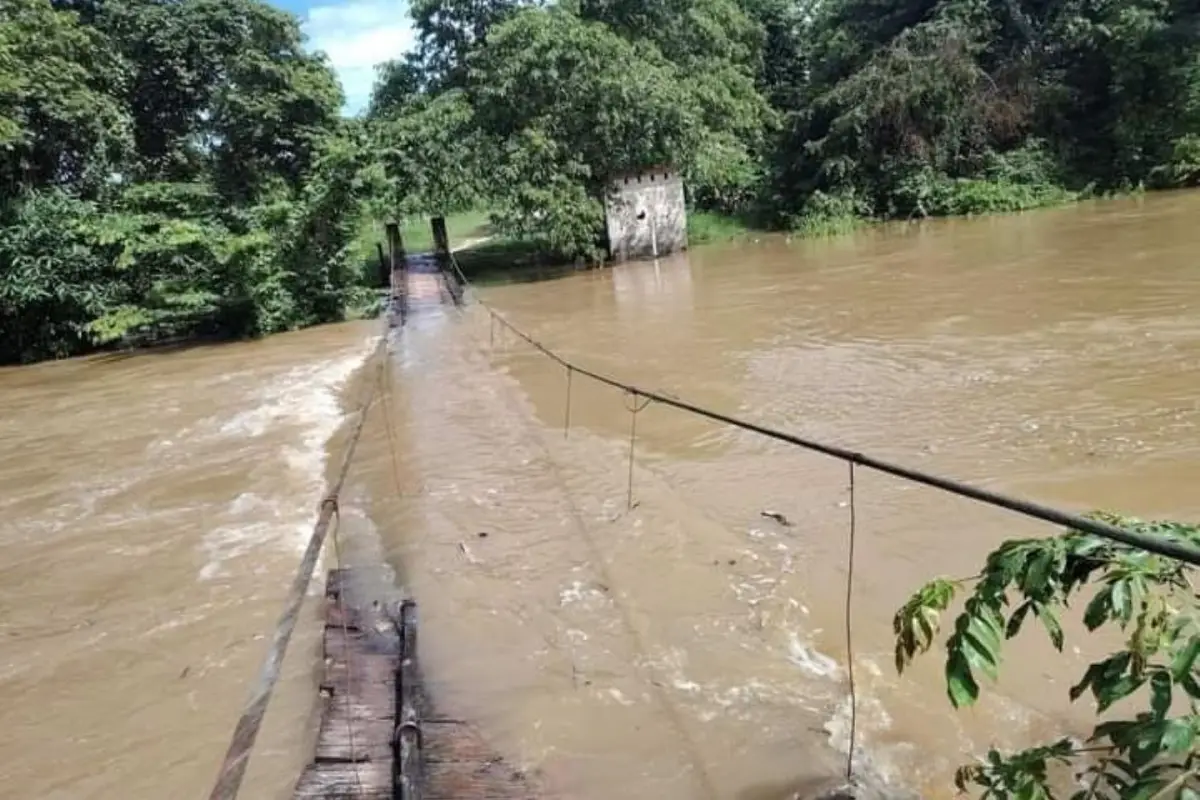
[2,191,1198,800]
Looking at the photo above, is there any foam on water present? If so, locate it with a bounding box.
[195,334,380,580]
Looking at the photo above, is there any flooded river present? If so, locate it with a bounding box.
[2,192,1198,799]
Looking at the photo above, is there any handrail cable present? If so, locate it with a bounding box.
[208,316,393,800]
[445,254,1200,567]
[435,260,721,799]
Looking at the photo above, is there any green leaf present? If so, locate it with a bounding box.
[1127,776,1168,800]
[893,577,958,673]
[1035,603,1064,651]
[1077,652,1133,705]
[1111,579,1134,624]
[1171,635,1200,682]
[1007,600,1033,639]
[1022,550,1055,596]
[1084,587,1113,631]
[1093,720,1136,745]
[1130,726,1165,768]
[1097,675,1145,713]
[947,651,981,708]
[963,627,1001,681]
[1072,662,1103,702]
[1161,718,1196,753]
[1150,671,1173,718]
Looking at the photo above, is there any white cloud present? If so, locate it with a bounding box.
[302,0,416,115]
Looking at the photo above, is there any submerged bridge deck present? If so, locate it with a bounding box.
[209,220,1200,800]
[291,252,536,800]
[292,568,544,800]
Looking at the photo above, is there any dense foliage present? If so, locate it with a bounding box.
[0,0,377,364]
[367,0,1200,261]
[895,513,1200,799]
[8,0,1200,356]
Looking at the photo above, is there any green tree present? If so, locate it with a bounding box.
[370,89,484,217]
[409,0,530,91]
[368,55,426,119]
[466,6,701,259]
[98,0,343,200]
[0,0,131,198]
[0,191,123,361]
[0,0,372,365]
[894,513,1200,798]
[576,0,775,211]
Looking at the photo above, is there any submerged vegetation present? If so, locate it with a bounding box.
[3,0,1200,363]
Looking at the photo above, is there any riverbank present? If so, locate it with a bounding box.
[420,182,1152,281]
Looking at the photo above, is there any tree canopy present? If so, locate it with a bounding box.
[6,0,1200,357]
[366,0,1200,258]
[0,0,371,364]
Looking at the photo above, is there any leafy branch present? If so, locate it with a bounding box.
[894,513,1200,799]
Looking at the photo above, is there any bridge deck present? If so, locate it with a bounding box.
[419,717,543,800]
[293,245,538,798]
[294,569,398,799]
[292,570,546,798]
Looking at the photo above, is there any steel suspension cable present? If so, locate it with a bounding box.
[445,255,1200,567]
[208,326,392,800]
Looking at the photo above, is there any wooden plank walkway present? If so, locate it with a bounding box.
[293,569,548,799]
[294,569,399,799]
[420,718,543,800]
[397,601,547,800]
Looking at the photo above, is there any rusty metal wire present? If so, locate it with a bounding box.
[207,323,394,800]
[444,254,1200,568]
[623,391,653,511]
[444,250,1200,788]
[845,461,858,781]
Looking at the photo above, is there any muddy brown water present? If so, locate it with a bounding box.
[2,192,1198,800]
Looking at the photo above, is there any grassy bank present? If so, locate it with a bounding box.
[378,181,1102,284]
[686,209,865,244]
[686,211,761,245]
[352,210,493,267]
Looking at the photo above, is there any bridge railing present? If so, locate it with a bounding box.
[442,250,1200,784]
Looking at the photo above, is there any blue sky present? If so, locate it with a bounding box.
[273,0,416,115]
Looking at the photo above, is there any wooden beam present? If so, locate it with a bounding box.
[292,569,399,800]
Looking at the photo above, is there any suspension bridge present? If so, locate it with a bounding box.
[205,219,1200,800]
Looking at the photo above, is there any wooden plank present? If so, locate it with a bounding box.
[315,714,395,763]
[396,599,420,800]
[293,568,398,799]
[397,597,550,800]
[294,573,551,799]
[422,722,499,764]
[294,762,393,799]
[423,759,539,800]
